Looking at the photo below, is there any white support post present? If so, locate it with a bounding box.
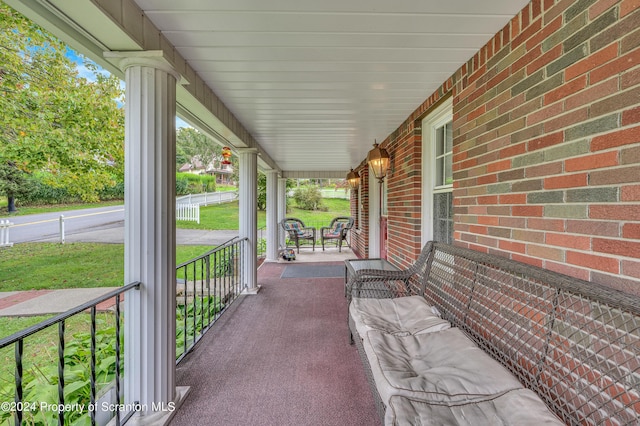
[59,214,65,245]
[105,50,187,423]
[277,178,287,251]
[238,148,258,292]
[0,220,13,248]
[265,170,279,262]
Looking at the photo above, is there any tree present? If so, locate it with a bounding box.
[0,4,124,211]
[176,127,223,170]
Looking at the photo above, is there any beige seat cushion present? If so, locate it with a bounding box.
[363,328,524,405]
[385,390,564,426]
[350,296,451,337]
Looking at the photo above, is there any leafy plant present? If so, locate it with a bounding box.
[176,296,224,359]
[0,315,123,426]
[293,186,327,211]
[176,172,217,195]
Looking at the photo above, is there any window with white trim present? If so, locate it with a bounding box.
[422,99,454,245]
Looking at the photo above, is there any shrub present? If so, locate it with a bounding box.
[176,173,217,195]
[98,182,124,200]
[293,186,327,211]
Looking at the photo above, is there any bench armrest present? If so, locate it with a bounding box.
[347,268,413,301]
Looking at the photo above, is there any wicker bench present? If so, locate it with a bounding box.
[347,242,640,425]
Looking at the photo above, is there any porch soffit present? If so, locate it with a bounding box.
[6,0,530,177]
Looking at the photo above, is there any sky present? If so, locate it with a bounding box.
[65,48,190,129]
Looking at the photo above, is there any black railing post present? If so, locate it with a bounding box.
[183,267,187,356]
[114,294,121,425]
[14,339,23,426]
[192,261,196,347]
[199,258,203,337]
[57,320,65,426]
[206,255,211,326]
[90,306,97,426]
[214,250,219,315]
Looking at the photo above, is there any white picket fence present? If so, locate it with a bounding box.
[176,191,238,206]
[0,220,14,247]
[176,204,200,224]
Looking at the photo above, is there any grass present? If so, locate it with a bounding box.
[177,198,351,230]
[0,243,214,292]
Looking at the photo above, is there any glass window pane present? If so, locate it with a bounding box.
[435,126,444,157]
[433,192,453,244]
[445,122,453,154]
[444,153,453,185]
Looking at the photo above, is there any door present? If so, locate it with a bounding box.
[380,178,388,259]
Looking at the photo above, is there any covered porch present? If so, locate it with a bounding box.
[3,0,639,424]
[171,254,379,426]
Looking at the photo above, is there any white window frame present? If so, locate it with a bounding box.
[421,98,453,246]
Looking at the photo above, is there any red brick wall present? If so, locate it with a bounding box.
[350,83,453,268]
[352,0,640,294]
[452,0,640,294]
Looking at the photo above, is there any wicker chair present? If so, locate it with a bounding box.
[320,216,354,252]
[280,217,316,253]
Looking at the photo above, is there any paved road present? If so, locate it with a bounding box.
[2,205,239,246]
[5,205,124,243]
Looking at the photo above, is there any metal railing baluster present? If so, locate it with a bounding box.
[214,250,219,320]
[58,320,65,426]
[114,294,121,425]
[90,306,97,426]
[14,339,23,426]
[192,261,196,347]
[206,256,211,326]
[199,258,204,337]
[183,266,188,356]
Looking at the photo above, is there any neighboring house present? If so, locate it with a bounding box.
[178,158,206,174]
[179,157,234,185]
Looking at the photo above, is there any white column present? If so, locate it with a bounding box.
[109,51,182,420]
[265,170,279,262]
[278,178,287,249]
[238,148,258,291]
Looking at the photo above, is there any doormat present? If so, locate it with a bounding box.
[281,264,344,279]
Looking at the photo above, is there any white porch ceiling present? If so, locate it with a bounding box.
[9,0,531,177]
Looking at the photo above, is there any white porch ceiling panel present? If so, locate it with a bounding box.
[10,0,531,176]
[133,0,530,174]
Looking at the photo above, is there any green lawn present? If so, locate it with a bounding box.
[177,198,351,230]
[0,243,213,292]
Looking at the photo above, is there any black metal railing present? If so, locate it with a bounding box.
[175,237,248,363]
[0,282,140,426]
[0,237,249,425]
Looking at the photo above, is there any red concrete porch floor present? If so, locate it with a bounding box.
[170,261,378,426]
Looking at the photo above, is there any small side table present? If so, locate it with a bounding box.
[344,258,399,297]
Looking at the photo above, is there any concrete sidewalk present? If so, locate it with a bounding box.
[0,287,120,317]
